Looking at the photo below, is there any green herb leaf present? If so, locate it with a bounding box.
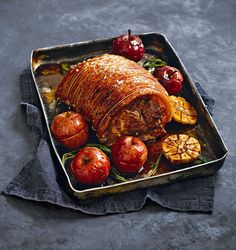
[144,57,167,73]
[61,152,76,165]
[110,167,128,182]
[61,63,72,72]
[146,152,162,177]
[194,155,209,165]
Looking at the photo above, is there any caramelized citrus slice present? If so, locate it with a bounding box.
[169,96,197,125]
[162,134,201,164]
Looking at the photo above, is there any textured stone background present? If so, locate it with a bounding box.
[0,0,235,249]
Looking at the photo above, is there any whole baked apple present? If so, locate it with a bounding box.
[111,136,148,174]
[51,111,88,149]
[70,147,111,185]
[112,30,145,61]
[153,66,184,95]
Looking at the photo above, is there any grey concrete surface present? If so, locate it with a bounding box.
[0,0,236,249]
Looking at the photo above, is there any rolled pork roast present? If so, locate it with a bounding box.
[56,54,172,146]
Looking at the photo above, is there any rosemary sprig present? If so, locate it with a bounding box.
[61,152,76,165]
[194,155,209,164]
[145,152,162,177]
[144,57,167,73]
[199,156,208,163]
[110,167,128,183]
[61,63,72,72]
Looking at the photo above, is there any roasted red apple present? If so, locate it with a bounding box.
[153,66,184,95]
[51,111,88,149]
[112,30,145,61]
[70,147,111,185]
[111,136,148,174]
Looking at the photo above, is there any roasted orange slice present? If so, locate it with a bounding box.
[169,96,197,125]
[162,134,201,164]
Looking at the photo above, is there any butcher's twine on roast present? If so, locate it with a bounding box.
[57,54,172,146]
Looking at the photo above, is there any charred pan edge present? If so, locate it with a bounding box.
[30,33,228,200]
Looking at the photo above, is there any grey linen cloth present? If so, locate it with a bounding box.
[3,69,215,215]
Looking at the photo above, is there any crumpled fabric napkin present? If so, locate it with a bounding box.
[3,69,215,215]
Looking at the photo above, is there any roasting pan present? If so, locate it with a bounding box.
[30,33,228,200]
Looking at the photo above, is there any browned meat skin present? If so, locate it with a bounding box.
[56,54,172,146]
[100,95,167,145]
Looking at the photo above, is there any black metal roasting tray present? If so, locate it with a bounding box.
[30,33,228,200]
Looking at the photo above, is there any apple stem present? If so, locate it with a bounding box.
[169,70,178,78]
[83,157,90,165]
[128,29,131,40]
